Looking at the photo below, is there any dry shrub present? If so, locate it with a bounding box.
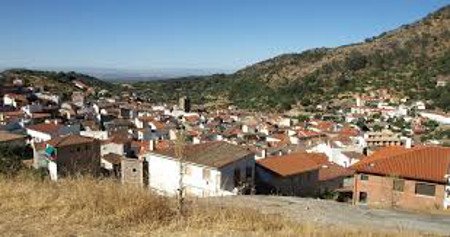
[0,171,426,236]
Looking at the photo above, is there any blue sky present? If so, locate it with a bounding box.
[0,0,448,73]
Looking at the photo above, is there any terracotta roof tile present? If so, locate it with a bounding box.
[47,135,96,147]
[27,123,63,135]
[0,131,26,142]
[102,153,123,165]
[351,146,450,183]
[256,152,325,177]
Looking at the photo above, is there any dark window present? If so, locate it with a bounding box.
[76,147,81,152]
[415,182,435,196]
[245,167,252,178]
[359,192,367,203]
[360,174,369,181]
[306,172,313,181]
[233,168,241,187]
[393,179,405,192]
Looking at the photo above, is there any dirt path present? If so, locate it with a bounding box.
[207,195,450,236]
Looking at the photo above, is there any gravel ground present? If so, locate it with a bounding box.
[206,195,450,236]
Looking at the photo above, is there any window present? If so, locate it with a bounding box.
[202,168,211,181]
[393,179,405,192]
[415,182,436,196]
[245,167,252,179]
[306,172,312,181]
[184,166,193,176]
[359,192,367,203]
[233,168,241,187]
[360,174,369,181]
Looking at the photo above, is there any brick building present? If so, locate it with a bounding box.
[44,135,101,177]
[352,146,450,210]
[256,152,353,197]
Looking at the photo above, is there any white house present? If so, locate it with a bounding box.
[22,103,43,115]
[420,112,450,125]
[144,141,255,197]
[80,130,109,140]
[307,143,363,168]
[26,123,80,143]
[3,94,27,108]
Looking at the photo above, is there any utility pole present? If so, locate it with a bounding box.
[175,130,186,216]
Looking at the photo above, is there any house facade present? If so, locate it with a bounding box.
[144,141,255,197]
[43,135,101,178]
[256,152,353,197]
[352,146,450,210]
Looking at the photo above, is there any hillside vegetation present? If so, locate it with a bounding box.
[135,5,450,111]
[0,173,423,236]
[1,69,116,96]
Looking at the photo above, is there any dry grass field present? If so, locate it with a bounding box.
[0,171,428,237]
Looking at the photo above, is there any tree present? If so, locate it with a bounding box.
[0,144,25,176]
[175,131,186,217]
[346,51,368,71]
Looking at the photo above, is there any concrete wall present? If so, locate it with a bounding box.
[353,173,446,210]
[80,131,108,140]
[101,142,124,156]
[219,155,255,193]
[121,159,143,186]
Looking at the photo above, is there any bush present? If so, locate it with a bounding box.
[0,144,25,176]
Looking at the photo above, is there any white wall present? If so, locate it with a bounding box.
[101,142,124,156]
[420,112,450,125]
[307,143,359,168]
[3,95,16,107]
[145,153,254,197]
[80,131,108,140]
[26,129,52,143]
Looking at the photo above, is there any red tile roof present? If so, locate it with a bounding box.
[31,113,52,119]
[102,153,123,165]
[312,157,354,181]
[351,146,450,184]
[257,152,324,177]
[0,131,26,142]
[258,152,354,180]
[297,129,323,138]
[339,127,360,137]
[47,135,96,147]
[27,123,63,135]
[184,115,200,123]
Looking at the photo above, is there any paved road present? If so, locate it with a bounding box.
[207,195,450,236]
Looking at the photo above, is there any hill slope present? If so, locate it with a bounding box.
[1,69,116,96]
[0,174,424,236]
[136,5,450,111]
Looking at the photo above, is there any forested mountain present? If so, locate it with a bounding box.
[136,5,450,111]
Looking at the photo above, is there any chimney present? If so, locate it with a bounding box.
[149,140,155,151]
[405,138,412,149]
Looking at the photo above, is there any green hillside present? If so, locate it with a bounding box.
[1,69,116,97]
[135,5,450,112]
